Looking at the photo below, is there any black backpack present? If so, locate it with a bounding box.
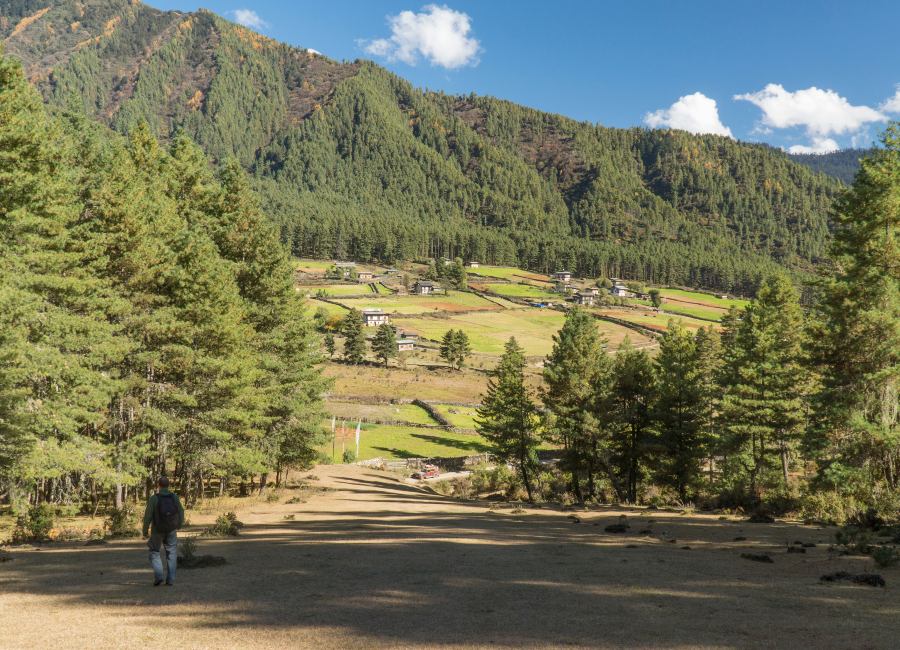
[154,493,180,533]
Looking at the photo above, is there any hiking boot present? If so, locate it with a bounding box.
[154,579,163,586]
[165,581,174,586]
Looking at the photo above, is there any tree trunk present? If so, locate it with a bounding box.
[780,442,790,487]
[259,473,269,495]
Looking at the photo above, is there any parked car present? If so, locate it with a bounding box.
[412,464,439,479]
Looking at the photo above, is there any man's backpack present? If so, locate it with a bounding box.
[154,493,180,534]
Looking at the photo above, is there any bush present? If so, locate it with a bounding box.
[342,449,356,464]
[800,490,862,525]
[104,505,139,538]
[205,512,243,536]
[470,464,518,496]
[180,536,198,563]
[871,546,900,569]
[11,505,55,544]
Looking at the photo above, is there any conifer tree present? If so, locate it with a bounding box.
[605,341,655,503]
[720,275,809,499]
[652,323,705,502]
[808,127,899,502]
[476,337,540,501]
[542,309,609,500]
[342,309,366,364]
[0,55,124,497]
[324,332,336,358]
[452,330,472,370]
[372,324,397,367]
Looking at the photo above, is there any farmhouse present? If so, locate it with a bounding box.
[553,270,572,282]
[610,284,635,298]
[356,271,374,282]
[575,291,595,306]
[361,308,390,327]
[468,261,480,268]
[397,338,416,352]
[413,280,435,295]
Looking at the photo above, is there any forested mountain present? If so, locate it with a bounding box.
[1,0,843,292]
[788,148,871,185]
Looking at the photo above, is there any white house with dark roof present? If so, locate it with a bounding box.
[553,271,572,283]
[361,308,390,327]
[397,338,416,352]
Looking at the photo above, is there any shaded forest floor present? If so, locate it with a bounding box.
[1,464,898,649]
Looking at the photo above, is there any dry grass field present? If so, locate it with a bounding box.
[2,464,897,649]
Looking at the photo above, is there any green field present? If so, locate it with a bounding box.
[324,400,438,426]
[336,291,501,314]
[480,283,558,300]
[394,309,566,355]
[659,288,750,310]
[324,422,491,460]
[307,299,349,318]
[468,266,550,282]
[599,309,711,332]
[660,303,725,321]
[432,403,480,430]
[300,283,375,297]
[294,259,334,273]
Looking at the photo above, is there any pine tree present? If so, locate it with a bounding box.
[324,332,336,358]
[476,337,540,501]
[542,308,609,500]
[342,309,366,364]
[440,330,456,367]
[720,275,809,500]
[808,126,899,502]
[452,330,472,370]
[652,323,705,502]
[693,326,722,487]
[0,55,125,498]
[372,323,397,367]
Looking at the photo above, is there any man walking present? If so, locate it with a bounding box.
[142,476,185,586]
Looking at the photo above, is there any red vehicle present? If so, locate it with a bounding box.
[412,464,439,480]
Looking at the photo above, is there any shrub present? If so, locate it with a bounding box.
[180,536,198,563]
[104,505,139,538]
[871,546,900,569]
[206,512,243,536]
[265,489,282,503]
[800,490,861,525]
[11,505,55,543]
[342,449,356,464]
[470,464,517,496]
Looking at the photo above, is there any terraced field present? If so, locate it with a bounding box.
[394,309,651,356]
[467,265,551,282]
[476,283,559,300]
[336,291,502,314]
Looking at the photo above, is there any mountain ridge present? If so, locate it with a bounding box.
[1,0,843,291]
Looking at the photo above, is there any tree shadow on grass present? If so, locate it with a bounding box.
[407,433,493,455]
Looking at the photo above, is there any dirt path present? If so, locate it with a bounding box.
[1,464,898,649]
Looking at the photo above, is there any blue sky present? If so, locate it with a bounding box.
[145,0,900,152]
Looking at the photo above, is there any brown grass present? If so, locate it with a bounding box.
[1,464,896,649]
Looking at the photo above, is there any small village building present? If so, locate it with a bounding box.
[468,262,480,268]
[334,261,356,278]
[585,287,600,296]
[553,271,572,282]
[356,271,374,282]
[575,291,595,306]
[610,284,634,298]
[362,308,390,327]
[413,280,435,295]
[397,339,416,352]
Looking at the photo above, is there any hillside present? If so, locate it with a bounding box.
[1,0,843,291]
[788,148,871,184]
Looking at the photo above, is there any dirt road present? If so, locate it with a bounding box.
[1,464,897,649]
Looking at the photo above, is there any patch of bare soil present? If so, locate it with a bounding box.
[1,464,898,649]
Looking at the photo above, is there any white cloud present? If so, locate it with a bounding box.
[361,4,480,69]
[787,137,839,154]
[735,84,885,137]
[881,86,900,113]
[231,9,268,30]
[644,92,733,137]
